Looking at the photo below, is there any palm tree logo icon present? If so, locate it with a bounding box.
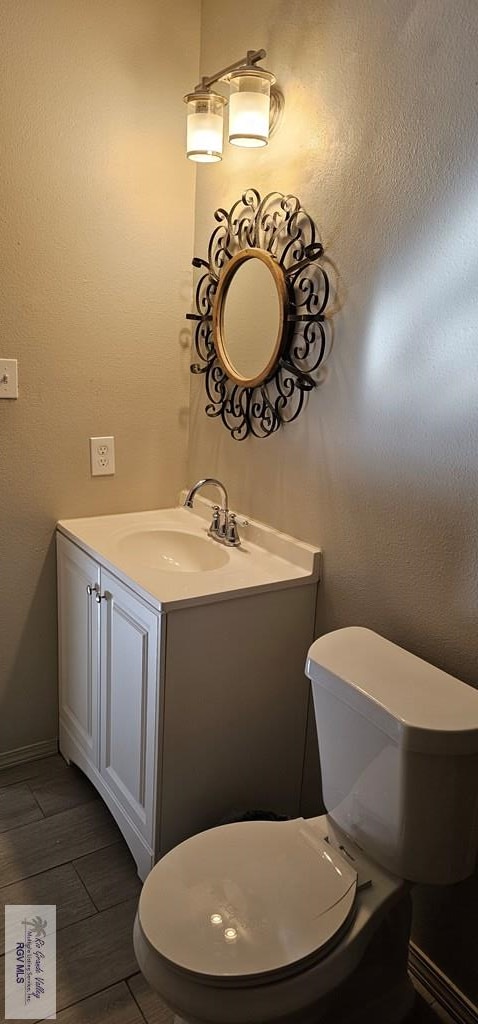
[24,916,47,938]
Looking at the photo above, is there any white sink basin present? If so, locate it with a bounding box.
[57,503,320,610]
[117,529,230,573]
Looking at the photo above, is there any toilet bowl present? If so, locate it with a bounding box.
[134,813,415,1024]
[133,628,478,1024]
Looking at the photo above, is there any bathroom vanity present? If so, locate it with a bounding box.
[56,501,320,879]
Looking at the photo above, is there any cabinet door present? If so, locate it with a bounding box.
[57,533,100,763]
[99,569,159,843]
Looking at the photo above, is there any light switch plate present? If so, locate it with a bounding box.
[0,359,18,399]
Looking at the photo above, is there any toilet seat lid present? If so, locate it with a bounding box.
[138,818,357,980]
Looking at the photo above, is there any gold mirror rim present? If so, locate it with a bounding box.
[212,248,288,388]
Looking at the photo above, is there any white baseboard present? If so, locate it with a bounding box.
[409,941,478,1024]
[0,738,58,770]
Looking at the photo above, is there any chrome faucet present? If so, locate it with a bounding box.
[183,478,243,547]
[184,477,229,512]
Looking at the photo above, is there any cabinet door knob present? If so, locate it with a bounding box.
[95,592,107,603]
[86,583,99,597]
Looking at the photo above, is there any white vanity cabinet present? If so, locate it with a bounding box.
[56,509,320,881]
[99,568,159,847]
[57,537,100,764]
[57,533,160,878]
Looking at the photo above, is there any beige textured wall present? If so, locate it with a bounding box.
[0,0,200,753]
[190,0,478,999]
[191,0,478,690]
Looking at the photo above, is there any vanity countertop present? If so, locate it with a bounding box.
[57,502,320,611]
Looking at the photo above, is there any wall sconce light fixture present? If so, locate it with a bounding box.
[184,49,281,163]
[185,92,227,163]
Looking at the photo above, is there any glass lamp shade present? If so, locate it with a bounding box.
[228,69,276,148]
[184,92,227,163]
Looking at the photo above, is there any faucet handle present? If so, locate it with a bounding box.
[208,505,221,537]
[225,512,241,547]
[216,506,228,539]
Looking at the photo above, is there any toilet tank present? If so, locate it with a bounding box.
[306,627,478,884]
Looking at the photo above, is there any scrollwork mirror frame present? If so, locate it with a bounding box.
[187,188,330,440]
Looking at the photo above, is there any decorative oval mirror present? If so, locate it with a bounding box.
[214,249,287,386]
[187,189,331,440]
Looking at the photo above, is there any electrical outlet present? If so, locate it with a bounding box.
[0,359,18,399]
[90,436,115,476]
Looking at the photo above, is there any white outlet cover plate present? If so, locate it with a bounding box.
[90,436,115,476]
[0,359,18,399]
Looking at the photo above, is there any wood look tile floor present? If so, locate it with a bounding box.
[0,755,453,1023]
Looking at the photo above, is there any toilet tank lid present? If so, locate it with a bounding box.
[306,628,478,755]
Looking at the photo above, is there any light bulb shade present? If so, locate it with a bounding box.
[184,91,227,163]
[228,69,275,148]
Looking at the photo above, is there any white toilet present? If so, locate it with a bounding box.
[134,627,478,1024]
